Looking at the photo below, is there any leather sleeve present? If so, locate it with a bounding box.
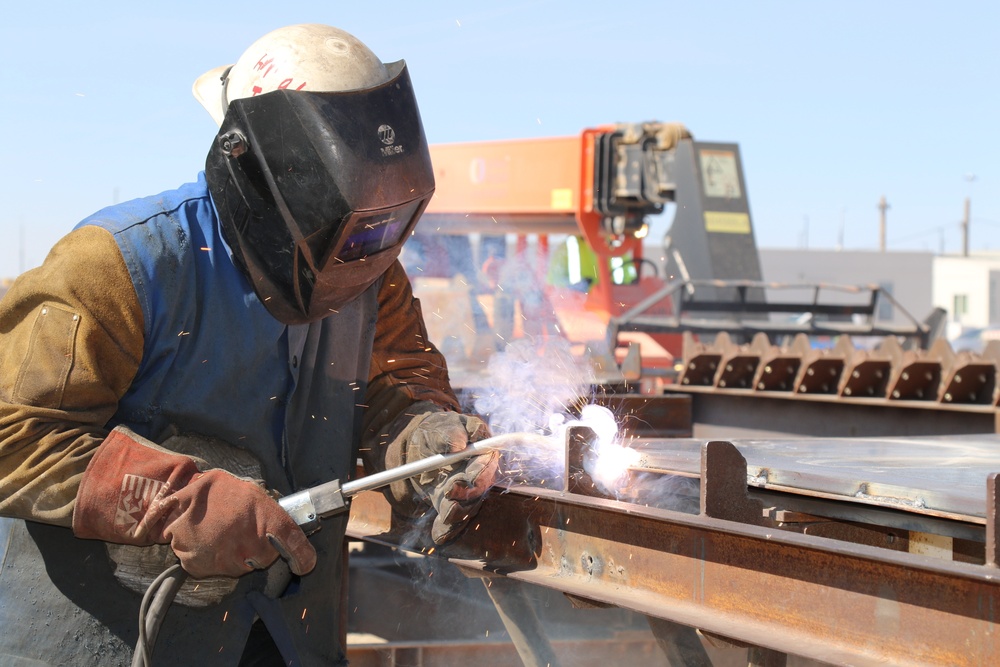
[0,226,144,526]
[362,260,460,472]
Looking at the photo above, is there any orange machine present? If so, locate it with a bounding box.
[413,122,763,372]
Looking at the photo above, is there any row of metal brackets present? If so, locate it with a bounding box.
[679,330,1000,404]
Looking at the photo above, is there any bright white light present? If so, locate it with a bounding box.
[575,405,639,493]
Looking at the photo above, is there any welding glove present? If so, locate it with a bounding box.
[384,402,499,544]
[73,427,317,579]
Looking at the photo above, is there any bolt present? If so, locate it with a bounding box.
[852,370,861,379]
[844,387,853,396]
[219,131,248,158]
[902,372,910,381]
[955,374,963,384]
[807,368,815,376]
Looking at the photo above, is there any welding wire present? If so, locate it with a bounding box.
[341,432,553,498]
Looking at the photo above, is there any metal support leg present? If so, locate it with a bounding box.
[646,616,714,666]
[748,645,788,667]
[482,577,562,667]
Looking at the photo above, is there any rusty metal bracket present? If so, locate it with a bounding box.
[700,440,767,526]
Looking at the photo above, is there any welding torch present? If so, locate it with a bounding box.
[134,431,545,667]
[278,431,538,532]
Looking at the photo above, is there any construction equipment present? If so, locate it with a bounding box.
[413,123,945,382]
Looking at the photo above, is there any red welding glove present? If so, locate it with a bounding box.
[73,427,317,579]
[385,403,498,544]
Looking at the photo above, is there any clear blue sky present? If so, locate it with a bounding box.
[2,1,997,278]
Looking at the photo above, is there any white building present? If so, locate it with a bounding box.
[932,253,1000,328]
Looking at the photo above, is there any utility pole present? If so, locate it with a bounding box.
[962,196,970,257]
[878,195,890,252]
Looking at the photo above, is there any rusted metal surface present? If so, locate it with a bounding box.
[671,386,999,439]
[348,482,1000,666]
[347,427,1000,666]
[700,440,767,527]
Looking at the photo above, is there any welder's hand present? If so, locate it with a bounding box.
[73,427,317,579]
[386,405,499,544]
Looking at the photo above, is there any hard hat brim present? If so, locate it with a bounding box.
[192,65,233,127]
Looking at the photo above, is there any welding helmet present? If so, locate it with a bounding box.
[194,24,434,324]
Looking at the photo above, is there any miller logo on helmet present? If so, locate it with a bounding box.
[378,124,396,145]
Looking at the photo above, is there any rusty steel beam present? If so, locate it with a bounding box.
[347,455,1000,666]
[671,386,999,438]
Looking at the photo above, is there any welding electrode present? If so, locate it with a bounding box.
[278,431,548,533]
[132,431,547,667]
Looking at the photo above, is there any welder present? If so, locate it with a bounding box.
[0,23,497,666]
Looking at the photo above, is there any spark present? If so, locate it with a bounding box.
[223,611,229,622]
[301,608,308,620]
[200,246,211,251]
[177,331,190,336]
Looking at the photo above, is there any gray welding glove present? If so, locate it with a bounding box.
[384,402,499,544]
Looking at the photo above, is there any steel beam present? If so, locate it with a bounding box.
[348,477,1000,666]
[670,386,998,438]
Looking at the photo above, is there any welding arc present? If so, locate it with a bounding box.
[133,430,549,664]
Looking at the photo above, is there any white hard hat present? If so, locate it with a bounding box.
[192,24,390,126]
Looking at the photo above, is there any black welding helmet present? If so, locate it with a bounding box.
[195,24,434,324]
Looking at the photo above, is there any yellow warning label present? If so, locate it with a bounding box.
[550,188,574,211]
[704,211,751,234]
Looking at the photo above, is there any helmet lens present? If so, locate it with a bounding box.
[336,198,424,263]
